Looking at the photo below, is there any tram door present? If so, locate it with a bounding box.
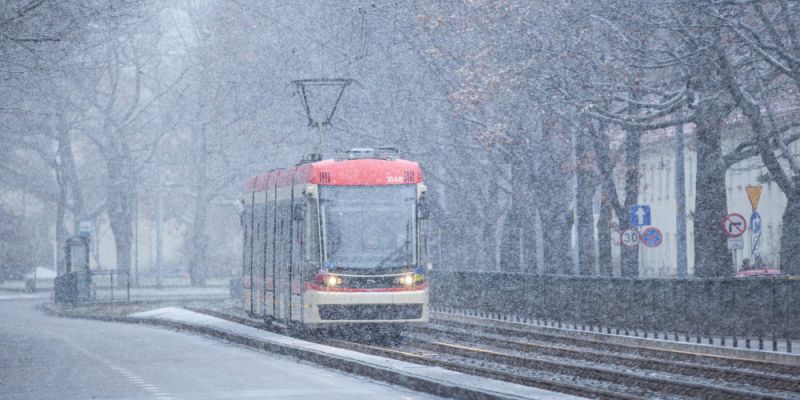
[282,198,295,322]
[276,193,294,321]
[290,199,304,322]
[275,215,286,320]
[264,186,276,319]
[253,220,263,316]
[243,196,255,314]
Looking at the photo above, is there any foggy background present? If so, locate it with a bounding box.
[2,0,799,286]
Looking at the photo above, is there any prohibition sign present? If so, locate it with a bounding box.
[620,228,640,248]
[641,227,663,248]
[722,213,747,238]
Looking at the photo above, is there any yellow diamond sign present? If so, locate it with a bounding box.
[745,185,763,211]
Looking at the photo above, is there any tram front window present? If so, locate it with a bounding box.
[320,185,416,269]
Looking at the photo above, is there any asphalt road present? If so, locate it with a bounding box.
[0,299,441,400]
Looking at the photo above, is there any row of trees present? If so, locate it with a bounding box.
[410,0,800,276]
[2,1,798,283]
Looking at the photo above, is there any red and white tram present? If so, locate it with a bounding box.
[241,148,430,328]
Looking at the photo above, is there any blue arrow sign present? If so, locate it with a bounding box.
[750,212,762,234]
[629,205,651,226]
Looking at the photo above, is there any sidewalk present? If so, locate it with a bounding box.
[128,307,580,400]
[1,281,228,303]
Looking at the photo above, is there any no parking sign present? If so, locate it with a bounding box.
[641,227,663,248]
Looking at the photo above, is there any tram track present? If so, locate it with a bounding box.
[322,337,640,400]
[419,319,800,393]
[401,329,799,399]
[188,305,799,399]
[428,312,800,377]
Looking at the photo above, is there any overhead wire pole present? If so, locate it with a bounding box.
[155,129,164,289]
[292,79,353,158]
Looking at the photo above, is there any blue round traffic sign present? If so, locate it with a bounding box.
[750,212,762,234]
[641,227,663,248]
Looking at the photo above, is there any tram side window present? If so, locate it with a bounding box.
[276,200,291,273]
[418,218,429,268]
[265,196,275,279]
[254,220,263,280]
[243,211,252,283]
[292,214,302,275]
[304,198,320,266]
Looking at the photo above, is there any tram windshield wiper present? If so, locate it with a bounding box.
[372,239,410,269]
[372,221,411,269]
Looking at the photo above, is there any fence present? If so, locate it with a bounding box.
[89,270,130,303]
[54,270,130,304]
[430,271,798,352]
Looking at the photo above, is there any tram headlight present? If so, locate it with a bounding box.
[315,272,342,288]
[400,274,414,286]
[326,275,341,287]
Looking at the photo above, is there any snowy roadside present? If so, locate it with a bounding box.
[41,301,582,400]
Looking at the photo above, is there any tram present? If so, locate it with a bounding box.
[240,148,430,328]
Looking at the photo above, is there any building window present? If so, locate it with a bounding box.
[688,157,694,196]
[650,164,655,201]
[666,166,672,199]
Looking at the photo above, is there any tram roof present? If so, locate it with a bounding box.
[244,158,423,193]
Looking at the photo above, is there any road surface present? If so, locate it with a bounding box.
[0,299,441,400]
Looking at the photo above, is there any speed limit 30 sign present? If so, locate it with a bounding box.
[620,228,640,248]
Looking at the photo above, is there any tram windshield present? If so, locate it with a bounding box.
[320,185,417,269]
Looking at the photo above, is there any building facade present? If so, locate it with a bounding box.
[610,126,791,277]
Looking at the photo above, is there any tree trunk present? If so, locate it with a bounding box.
[190,124,209,286]
[500,159,524,272]
[55,159,68,275]
[522,196,539,273]
[500,200,522,272]
[779,187,800,275]
[536,122,573,275]
[591,121,624,276]
[596,185,613,276]
[59,129,87,233]
[575,123,596,276]
[620,127,641,277]
[106,155,134,287]
[190,187,209,286]
[480,169,498,270]
[692,104,733,277]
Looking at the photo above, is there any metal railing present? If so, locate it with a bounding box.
[54,270,130,305]
[430,272,798,353]
[89,270,130,303]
